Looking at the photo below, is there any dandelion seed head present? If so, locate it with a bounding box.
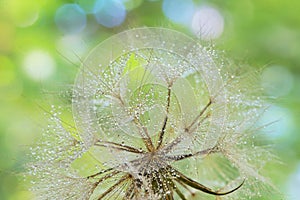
[27,28,280,199]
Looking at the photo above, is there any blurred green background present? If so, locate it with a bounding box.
[0,0,299,199]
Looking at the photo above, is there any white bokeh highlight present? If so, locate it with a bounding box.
[23,50,56,81]
[56,35,87,63]
[191,6,224,40]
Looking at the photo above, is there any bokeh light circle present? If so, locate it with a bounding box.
[7,0,39,27]
[22,50,56,81]
[56,35,87,63]
[162,0,194,25]
[191,6,224,40]
[55,4,87,34]
[93,0,126,28]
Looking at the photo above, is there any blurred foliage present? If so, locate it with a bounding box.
[0,0,299,199]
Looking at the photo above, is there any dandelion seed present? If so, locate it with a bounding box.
[27,28,280,199]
